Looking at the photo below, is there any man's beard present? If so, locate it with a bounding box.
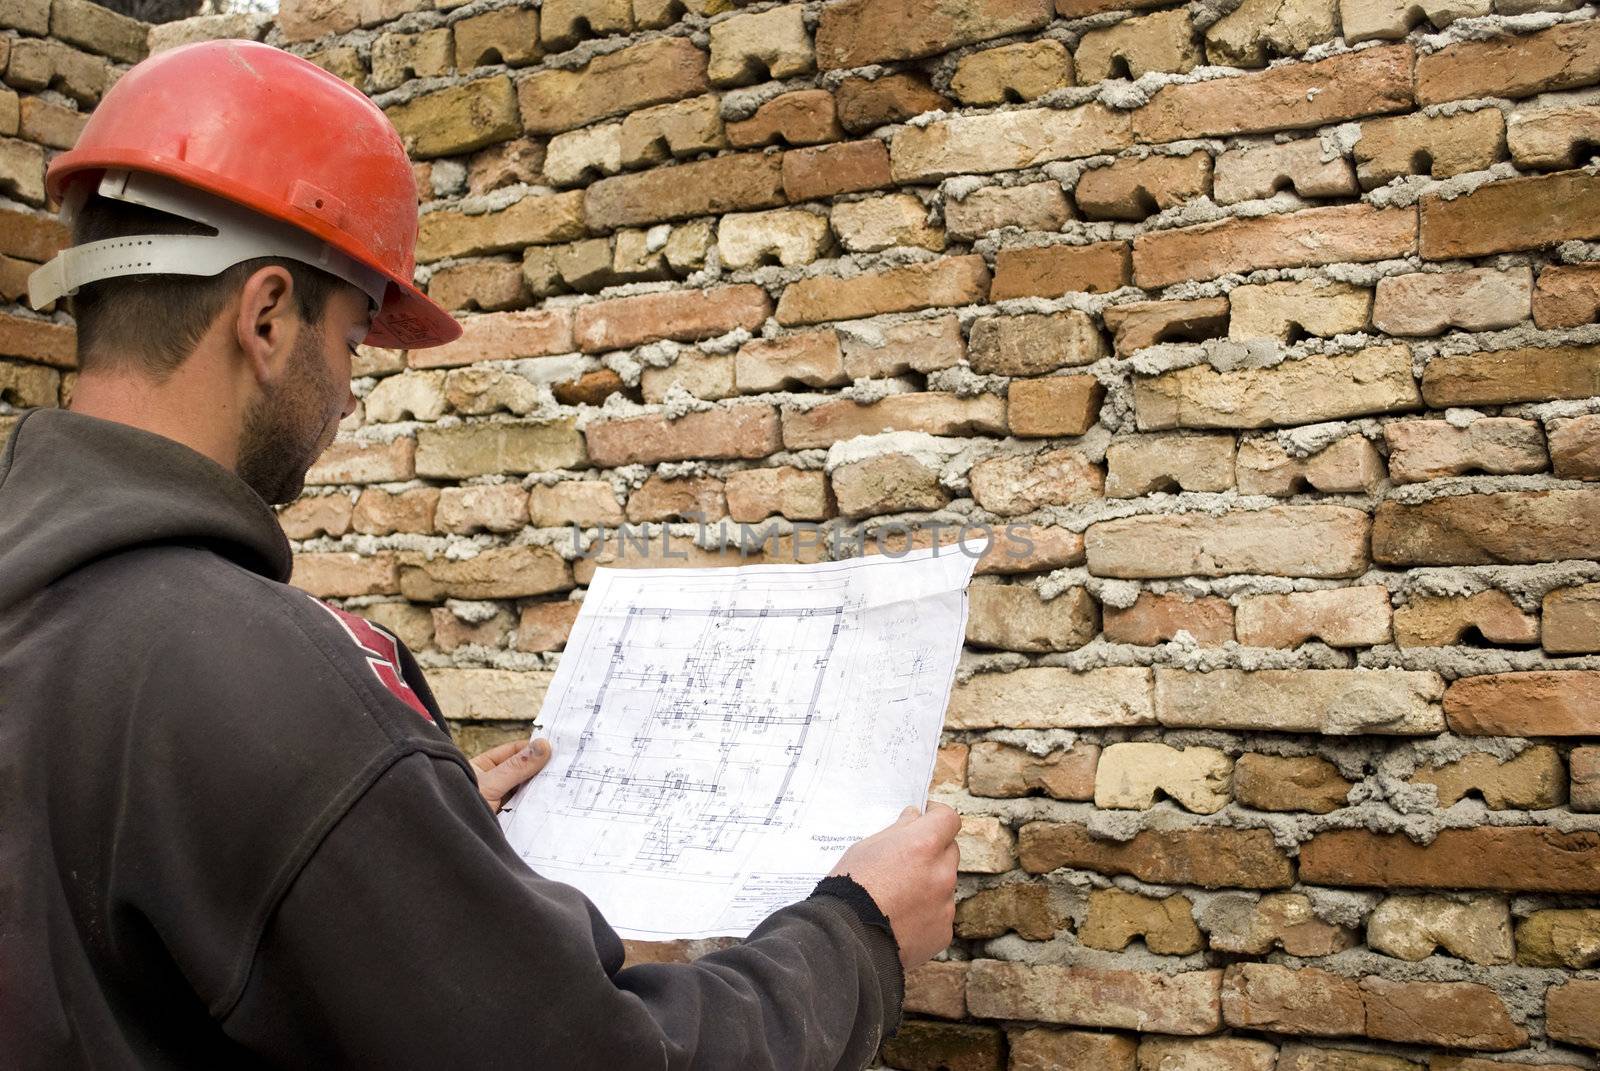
[236,324,343,506]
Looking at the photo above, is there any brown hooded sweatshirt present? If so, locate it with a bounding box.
[0,408,902,1069]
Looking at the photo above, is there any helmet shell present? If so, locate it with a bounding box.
[48,40,460,349]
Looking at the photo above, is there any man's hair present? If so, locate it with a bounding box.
[69,192,344,379]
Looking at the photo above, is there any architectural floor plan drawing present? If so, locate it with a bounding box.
[499,544,979,939]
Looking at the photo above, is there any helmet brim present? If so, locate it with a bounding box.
[370,275,462,349]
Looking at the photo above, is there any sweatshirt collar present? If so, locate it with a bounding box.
[0,408,292,606]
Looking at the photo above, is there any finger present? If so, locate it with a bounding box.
[477,740,552,800]
[470,739,524,773]
[898,805,921,824]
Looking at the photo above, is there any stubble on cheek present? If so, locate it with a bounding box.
[236,326,345,506]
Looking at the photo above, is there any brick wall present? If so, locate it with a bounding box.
[4,0,1600,1063]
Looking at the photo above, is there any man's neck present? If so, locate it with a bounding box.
[69,366,242,474]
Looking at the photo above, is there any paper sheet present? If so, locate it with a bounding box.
[498,544,978,939]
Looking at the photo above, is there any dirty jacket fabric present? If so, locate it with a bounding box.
[0,408,902,1070]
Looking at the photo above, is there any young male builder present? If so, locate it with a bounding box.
[0,41,961,1068]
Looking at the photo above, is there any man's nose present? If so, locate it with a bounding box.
[342,390,358,420]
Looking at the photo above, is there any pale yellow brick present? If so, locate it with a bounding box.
[1341,0,1489,44]
[370,28,452,92]
[640,352,737,402]
[1075,8,1200,82]
[1394,591,1540,648]
[1087,505,1371,579]
[619,94,725,167]
[1138,351,1415,432]
[1095,741,1233,814]
[707,6,813,88]
[1082,889,1203,954]
[1367,895,1514,965]
[364,371,447,423]
[1213,138,1358,204]
[1410,745,1567,810]
[717,208,832,269]
[1206,0,1338,67]
[434,484,529,534]
[1228,279,1372,341]
[541,0,631,51]
[1509,102,1600,169]
[543,122,623,187]
[830,194,943,253]
[1235,435,1387,496]
[949,40,1073,106]
[528,481,625,527]
[1235,587,1393,648]
[1354,108,1507,188]
[966,584,1098,653]
[957,815,1017,874]
[1105,433,1235,497]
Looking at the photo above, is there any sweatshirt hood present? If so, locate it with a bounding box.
[0,408,292,608]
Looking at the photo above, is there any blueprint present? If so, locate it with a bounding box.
[498,544,978,939]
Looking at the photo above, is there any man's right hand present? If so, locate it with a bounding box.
[828,802,961,969]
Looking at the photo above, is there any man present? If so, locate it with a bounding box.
[0,41,961,1069]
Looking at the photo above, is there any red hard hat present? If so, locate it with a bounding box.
[46,39,460,350]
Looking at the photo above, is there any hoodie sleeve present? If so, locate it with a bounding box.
[222,750,903,1071]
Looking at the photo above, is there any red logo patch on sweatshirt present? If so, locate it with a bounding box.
[312,599,434,723]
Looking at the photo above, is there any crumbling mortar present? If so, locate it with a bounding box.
[1413,4,1598,52]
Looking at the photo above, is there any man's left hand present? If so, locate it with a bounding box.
[471,738,552,813]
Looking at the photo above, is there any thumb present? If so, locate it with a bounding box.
[477,739,552,809]
[897,804,921,824]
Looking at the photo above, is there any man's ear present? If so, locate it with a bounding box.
[234,265,300,386]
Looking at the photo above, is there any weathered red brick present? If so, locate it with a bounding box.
[783,392,1006,449]
[517,37,708,135]
[1361,978,1526,1050]
[1421,170,1600,260]
[1421,343,1600,407]
[879,1021,1003,1071]
[835,72,949,133]
[304,438,416,485]
[1134,204,1416,287]
[585,152,786,229]
[814,0,1052,69]
[585,404,782,466]
[0,311,74,369]
[409,309,574,370]
[775,256,989,326]
[0,206,66,262]
[1534,262,1600,328]
[1546,979,1600,1049]
[290,552,400,598]
[1221,964,1363,1038]
[1373,489,1600,566]
[992,241,1131,299]
[400,546,572,601]
[966,961,1222,1035]
[1103,592,1234,645]
[1416,21,1600,106]
[1133,46,1414,141]
[781,139,892,202]
[573,286,771,354]
[1019,823,1295,888]
[726,89,842,149]
[1444,671,1600,736]
[1300,827,1600,893]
